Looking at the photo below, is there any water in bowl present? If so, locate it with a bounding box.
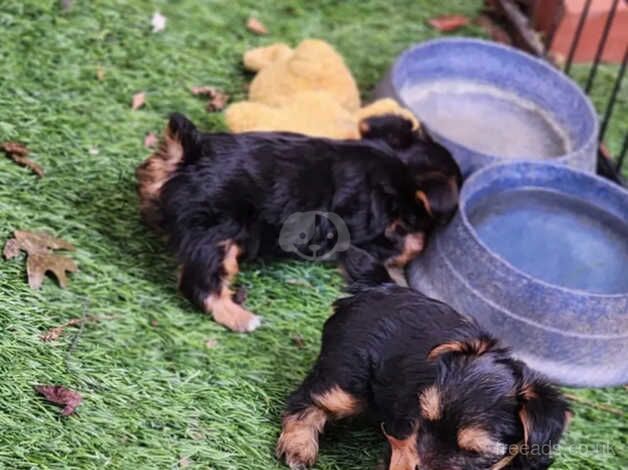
[468,187,628,294]
[401,80,571,159]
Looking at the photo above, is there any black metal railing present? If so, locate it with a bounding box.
[546,0,627,184]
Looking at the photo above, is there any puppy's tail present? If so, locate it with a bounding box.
[136,113,199,228]
[339,246,394,291]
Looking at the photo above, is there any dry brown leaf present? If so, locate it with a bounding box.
[291,334,305,349]
[428,14,470,32]
[190,86,229,112]
[2,141,28,156]
[96,65,106,81]
[35,385,82,416]
[144,132,158,149]
[178,456,191,468]
[3,230,77,289]
[27,253,77,289]
[3,238,20,259]
[208,91,229,112]
[132,92,146,110]
[2,142,44,177]
[40,315,112,342]
[40,318,83,342]
[190,85,218,96]
[14,230,75,253]
[205,338,218,349]
[247,17,268,35]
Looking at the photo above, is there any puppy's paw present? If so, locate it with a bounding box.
[205,295,262,333]
[276,430,318,469]
[276,409,326,469]
[245,314,262,332]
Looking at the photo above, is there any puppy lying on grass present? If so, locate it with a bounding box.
[277,248,571,470]
[136,113,461,332]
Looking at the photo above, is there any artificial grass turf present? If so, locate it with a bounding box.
[0,0,626,468]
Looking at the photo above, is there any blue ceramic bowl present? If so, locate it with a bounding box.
[408,161,628,387]
[375,38,599,177]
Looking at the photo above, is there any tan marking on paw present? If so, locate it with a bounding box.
[276,407,327,468]
[312,386,363,419]
[205,293,261,333]
[218,241,241,282]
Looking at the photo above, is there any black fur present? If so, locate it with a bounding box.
[137,113,461,322]
[280,254,570,469]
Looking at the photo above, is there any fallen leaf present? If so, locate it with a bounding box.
[3,230,77,289]
[151,11,167,33]
[35,385,82,416]
[191,85,218,96]
[205,338,218,349]
[96,65,105,81]
[247,17,268,35]
[40,318,82,342]
[190,86,229,112]
[2,142,44,177]
[3,238,20,259]
[150,318,159,327]
[144,132,158,149]
[428,14,470,32]
[208,91,229,112]
[178,456,191,468]
[1,141,28,156]
[291,334,305,349]
[132,92,145,110]
[40,315,112,342]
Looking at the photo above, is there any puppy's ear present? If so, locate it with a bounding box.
[339,245,393,288]
[416,172,459,223]
[516,368,572,466]
[428,335,498,360]
[166,113,200,160]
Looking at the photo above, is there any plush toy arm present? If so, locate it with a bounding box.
[243,43,293,72]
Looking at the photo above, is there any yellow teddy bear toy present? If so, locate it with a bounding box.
[225,39,417,139]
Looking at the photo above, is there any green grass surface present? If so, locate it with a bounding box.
[0,1,626,469]
[570,64,627,176]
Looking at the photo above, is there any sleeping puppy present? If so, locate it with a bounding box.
[277,248,571,469]
[136,113,461,332]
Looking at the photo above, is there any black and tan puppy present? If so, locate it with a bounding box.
[136,113,461,332]
[277,248,571,469]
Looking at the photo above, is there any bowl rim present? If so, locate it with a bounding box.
[390,37,599,165]
[458,160,628,299]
